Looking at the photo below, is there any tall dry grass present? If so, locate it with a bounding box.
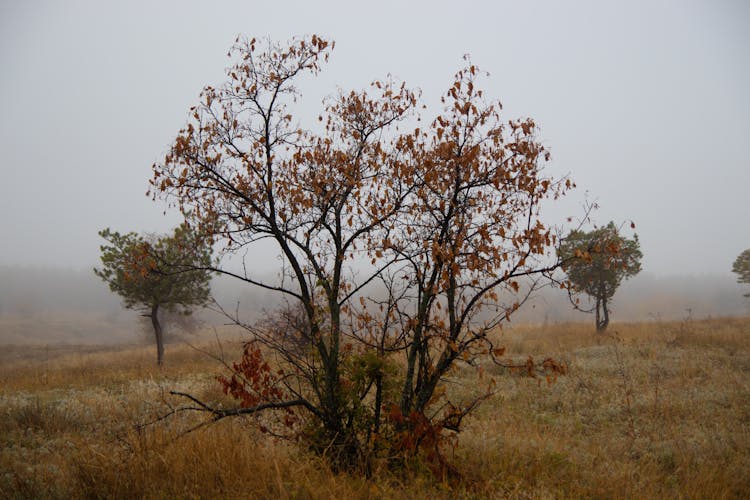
[1,317,749,498]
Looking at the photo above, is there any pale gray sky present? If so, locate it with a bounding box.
[1,0,748,276]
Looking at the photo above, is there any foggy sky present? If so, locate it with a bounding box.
[1,0,748,276]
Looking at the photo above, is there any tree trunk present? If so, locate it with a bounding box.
[596,293,610,333]
[150,303,164,366]
[600,296,610,332]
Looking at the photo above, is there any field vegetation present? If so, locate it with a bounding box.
[1,316,749,498]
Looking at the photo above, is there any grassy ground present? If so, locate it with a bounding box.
[1,317,749,498]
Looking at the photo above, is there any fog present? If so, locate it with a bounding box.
[0,265,746,346]
[0,1,748,344]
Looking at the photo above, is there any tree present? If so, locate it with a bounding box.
[558,222,642,332]
[94,223,213,365]
[150,35,570,471]
[732,249,750,298]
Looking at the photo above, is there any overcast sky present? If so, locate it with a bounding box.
[1,0,748,276]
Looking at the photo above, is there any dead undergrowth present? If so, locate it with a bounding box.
[1,317,749,498]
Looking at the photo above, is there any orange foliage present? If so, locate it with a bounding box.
[150,34,574,472]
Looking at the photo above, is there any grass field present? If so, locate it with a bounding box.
[1,317,749,498]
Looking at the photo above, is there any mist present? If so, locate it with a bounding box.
[1,1,748,345]
[0,264,745,346]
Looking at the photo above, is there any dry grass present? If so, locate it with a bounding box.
[2,317,749,498]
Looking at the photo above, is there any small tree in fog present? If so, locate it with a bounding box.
[558,222,642,332]
[732,249,750,298]
[94,223,212,365]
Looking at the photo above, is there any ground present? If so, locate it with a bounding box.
[1,317,749,498]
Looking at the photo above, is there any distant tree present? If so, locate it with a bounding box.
[732,249,750,298]
[94,223,212,365]
[558,222,642,332]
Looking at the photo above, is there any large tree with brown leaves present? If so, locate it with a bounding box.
[151,35,571,471]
